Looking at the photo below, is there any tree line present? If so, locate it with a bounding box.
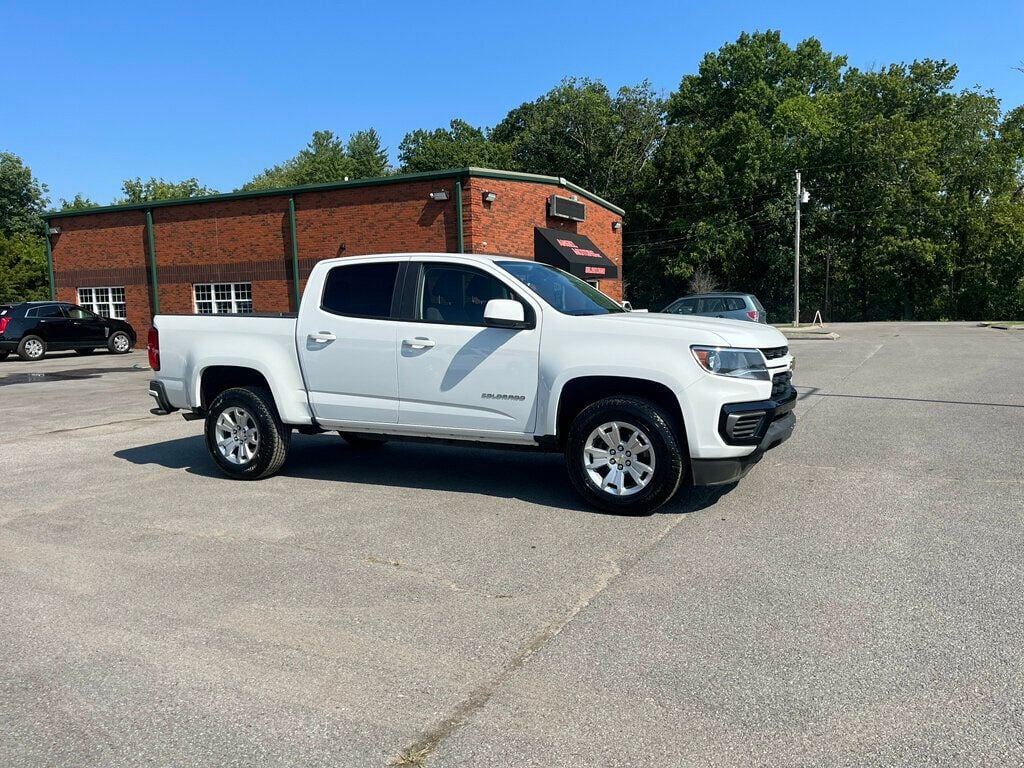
[3,31,1022,320]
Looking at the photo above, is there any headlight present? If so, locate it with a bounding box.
[690,346,769,381]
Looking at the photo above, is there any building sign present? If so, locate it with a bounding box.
[533,227,619,280]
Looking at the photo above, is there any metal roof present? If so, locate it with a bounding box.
[46,167,625,219]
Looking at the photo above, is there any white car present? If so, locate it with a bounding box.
[147,253,796,514]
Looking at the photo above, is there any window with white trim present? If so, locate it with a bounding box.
[78,286,126,318]
[193,282,253,314]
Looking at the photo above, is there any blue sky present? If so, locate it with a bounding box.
[3,0,1022,205]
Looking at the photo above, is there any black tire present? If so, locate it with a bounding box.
[205,386,290,480]
[107,331,132,354]
[17,335,46,361]
[338,432,389,448]
[565,396,685,515]
[75,348,96,356]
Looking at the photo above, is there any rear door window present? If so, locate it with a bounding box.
[321,262,401,319]
[26,305,65,319]
[668,298,698,314]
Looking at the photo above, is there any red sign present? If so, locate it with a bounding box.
[556,237,603,259]
[584,266,606,275]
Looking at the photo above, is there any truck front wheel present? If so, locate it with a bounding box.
[205,386,290,480]
[565,396,685,515]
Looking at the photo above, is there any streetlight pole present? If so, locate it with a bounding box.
[793,170,801,327]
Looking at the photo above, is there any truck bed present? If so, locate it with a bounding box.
[152,313,312,424]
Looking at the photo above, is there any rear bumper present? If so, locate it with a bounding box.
[148,379,178,415]
[690,393,796,486]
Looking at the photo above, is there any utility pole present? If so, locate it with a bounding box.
[793,171,801,327]
[824,251,831,323]
[793,171,809,327]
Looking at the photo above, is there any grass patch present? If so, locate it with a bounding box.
[389,746,432,766]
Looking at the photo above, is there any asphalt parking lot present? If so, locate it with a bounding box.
[1,322,1022,767]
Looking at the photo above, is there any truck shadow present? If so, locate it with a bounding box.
[114,434,734,517]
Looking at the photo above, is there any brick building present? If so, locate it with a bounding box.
[44,168,624,339]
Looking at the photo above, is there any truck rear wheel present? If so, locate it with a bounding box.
[205,386,290,480]
[565,396,685,515]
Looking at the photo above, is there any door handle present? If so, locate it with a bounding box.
[402,337,435,349]
[308,331,337,343]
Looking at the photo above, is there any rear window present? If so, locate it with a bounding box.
[26,305,65,318]
[321,262,400,319]
[751,296,766,313]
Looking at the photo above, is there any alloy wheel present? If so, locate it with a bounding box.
[583,421,656,496]
[24,338,44,359]
[112,333,131,352]
[214,407,260,465]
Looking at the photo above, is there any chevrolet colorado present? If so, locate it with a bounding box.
[147,253,796,514]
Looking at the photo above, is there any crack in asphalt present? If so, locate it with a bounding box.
[388,513,690,766]
[0,416,160,445]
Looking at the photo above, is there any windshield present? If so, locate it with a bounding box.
[496,261,624,316]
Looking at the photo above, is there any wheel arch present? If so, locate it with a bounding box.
[553,375,687,447]
[198,365,274,412]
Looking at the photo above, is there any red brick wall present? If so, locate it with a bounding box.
[293,180,458,296]
[461,177,624,301]
[50,210,155,339]
[48,174,626,344]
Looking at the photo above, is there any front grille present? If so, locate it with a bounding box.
[761,345,789,360]
[771,371,793,400]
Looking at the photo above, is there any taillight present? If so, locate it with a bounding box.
[747,310,759,321]
[0,317,9,335]
[147,326,160,370]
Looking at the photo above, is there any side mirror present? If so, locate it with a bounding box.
[622,301,633,312]
[483,299,527,329]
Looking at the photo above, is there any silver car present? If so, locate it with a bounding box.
[661,292,768,323]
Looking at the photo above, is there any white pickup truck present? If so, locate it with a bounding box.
[147,253,796,514]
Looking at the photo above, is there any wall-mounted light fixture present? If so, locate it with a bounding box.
[612,221,622,231]
[47,226,62,235]
[482,191,497,203]
[428,190,449,201]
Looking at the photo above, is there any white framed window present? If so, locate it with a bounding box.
[585,280,600,290]
[193,282,253,314]
[78,286,126,318]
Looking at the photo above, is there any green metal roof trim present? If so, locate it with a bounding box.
[45,167,625,219]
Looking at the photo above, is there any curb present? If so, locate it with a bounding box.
[978,322,1024,330]
[782,331,840,340]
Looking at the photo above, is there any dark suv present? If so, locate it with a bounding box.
[0,302,136,361]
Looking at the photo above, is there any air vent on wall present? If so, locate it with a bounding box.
[548,194,587,222]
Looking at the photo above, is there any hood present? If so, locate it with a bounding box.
[583,312,788,348]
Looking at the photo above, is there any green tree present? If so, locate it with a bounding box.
[398,119,512,172]
[117,176,217,204]
[630,31,845,310]
[347,128,390,178]
[242,129,365,190]
[0,233,48,303]
[60,193,101,211]
[0,151,49,238]
[492,78,665,206]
